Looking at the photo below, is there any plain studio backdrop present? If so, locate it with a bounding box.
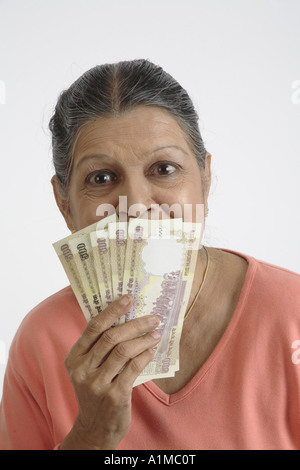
[0,0,299,399]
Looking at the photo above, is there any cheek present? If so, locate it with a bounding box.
[170,177,204,205]
[175,195,204,223]
[156,183,204,222]
[69,189,120,229]
[71,202,96,229]
[68,189,101,229]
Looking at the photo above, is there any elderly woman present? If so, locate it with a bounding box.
[0,59,299,450]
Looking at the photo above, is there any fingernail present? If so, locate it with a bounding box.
[148,315,160,327]
[151,331,161,340]
[120,295,131,306]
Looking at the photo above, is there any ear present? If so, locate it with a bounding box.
[51,175,75,232]
[203,152,212,204]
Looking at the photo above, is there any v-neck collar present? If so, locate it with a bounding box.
[142,248,257,405]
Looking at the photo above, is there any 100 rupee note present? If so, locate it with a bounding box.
[53,214,117,321]
[122,218,202,385]
[68,234,102,320]
[90,229,113,309]
[52,240,95,321]
[53,214,202,386]
[52,222,101,321]
[108,221,128,324]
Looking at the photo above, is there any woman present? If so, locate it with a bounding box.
[0,59,299,450]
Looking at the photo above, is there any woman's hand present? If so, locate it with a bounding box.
[60,295,161,450]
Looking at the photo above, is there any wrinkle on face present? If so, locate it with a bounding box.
[63,106,210,231]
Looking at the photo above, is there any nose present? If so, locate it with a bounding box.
[115,175,154,221]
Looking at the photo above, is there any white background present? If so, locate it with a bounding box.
[0,0,299,399]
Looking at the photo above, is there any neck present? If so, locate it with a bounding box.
[186,246,210,313]
[185,246,225,323]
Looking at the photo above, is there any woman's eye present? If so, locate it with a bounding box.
[86,171,116,185]
[151,163,178,176]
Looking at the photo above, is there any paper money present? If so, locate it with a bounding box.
[90,229,113,309]
[108,221,128,323]
[53,239,96,321]
[53,214,117,321]
[121,218,202,384]
[53,214,202,385]
[53,226,99,321]
[68,234,102,319]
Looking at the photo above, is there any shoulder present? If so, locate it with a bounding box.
[216,247,300,328]
[10,286,86,366]
[251,258,300,333]
[225,249,300,338]
[219,247,300,300]
[250,255,300,305]
[18,285,85,333]
[1,287,84,449]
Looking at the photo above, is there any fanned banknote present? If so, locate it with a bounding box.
[122,218,202,385]
[53,214,117,321]
[90,230,113,310]
[53,214,202,385]
[108,221,128,324]
[68,234,102,319]
[53,222,100,320]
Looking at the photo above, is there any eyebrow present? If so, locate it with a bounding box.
[75,145,189,170]
[146,145,189,157]
[75,153,112,171]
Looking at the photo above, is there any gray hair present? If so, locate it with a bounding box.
[49,59,207,196]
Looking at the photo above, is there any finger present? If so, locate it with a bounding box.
[87,314,160,369]
[114,348,156,389]
[96,331,161,383]
[70,295,133,357]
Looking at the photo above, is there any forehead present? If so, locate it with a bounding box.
[73,106,192,158]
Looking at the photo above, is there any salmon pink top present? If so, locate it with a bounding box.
[0,249,300,450]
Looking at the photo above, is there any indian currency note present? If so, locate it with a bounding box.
[52,222,101,321]
[90,229,113,310]
[108,221,128,324]
[53,214,117,321]
[133,366,177,387]
[53,239,95,322]
[89,212,119,310]
[68,233,102,319]
[121,217,202,385]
